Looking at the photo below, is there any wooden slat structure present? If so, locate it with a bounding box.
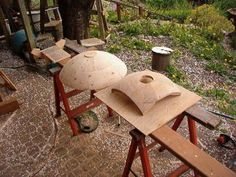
[0,5,10,44]
[41,45,71,63]
[151,125,236,177]
[17,0,36,53]
[0,70,17,91]
[106,0,145,21]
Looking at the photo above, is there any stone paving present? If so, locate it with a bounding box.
[0,45,236,177]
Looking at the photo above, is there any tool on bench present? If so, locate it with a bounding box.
[217,134,236,150]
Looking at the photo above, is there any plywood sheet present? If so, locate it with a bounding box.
[41,46,71,63]
[95,86,201,135]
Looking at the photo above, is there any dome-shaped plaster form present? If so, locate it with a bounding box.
[59,50,127,90]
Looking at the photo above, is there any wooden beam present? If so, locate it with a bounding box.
[17,0,36,54]
[185,105,221,130]
[151,126,236,177]
[0,70,17,91]
[26,0,37,34]
[0,97,20,115]
[40,0,47,33]
[0,5,10,44]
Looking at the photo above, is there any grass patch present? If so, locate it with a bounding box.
[205,88,236,116]
[166,65,189,87]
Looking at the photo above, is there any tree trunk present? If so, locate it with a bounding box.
[58,0,95,42]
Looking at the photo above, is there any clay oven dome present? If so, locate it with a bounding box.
[59,50,127,90]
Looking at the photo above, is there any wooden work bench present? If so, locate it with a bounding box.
[95,82,236,177]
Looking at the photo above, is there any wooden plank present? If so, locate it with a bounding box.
[0,70,17,91]
[95,83,201,135]
[41,46,71,63]
[185,104,221,129]
[17,0,36,52]
[151,126,236,177]
[80,38,105,48]
[0,97,20,115]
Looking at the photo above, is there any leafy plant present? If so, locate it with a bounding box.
[106,44,122,53]
[107,11,118,24]
[166,65,188,86]
[120,37,153,51]
[145,0,190,9]
[158,9,191,23]
[185,5,234,41]
[213,0,236,13]
[205,88,236,115]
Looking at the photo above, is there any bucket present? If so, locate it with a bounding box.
[151,47,173,71]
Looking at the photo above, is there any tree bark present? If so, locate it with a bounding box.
[58,0,95,42]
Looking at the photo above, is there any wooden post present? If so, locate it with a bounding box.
[117,2,121,21]
[26,0,37,34]
[96,0,105,40]
[0,5,10,44]
[40,0,47,33]
[17,0,36,53]
[138,4,144,18]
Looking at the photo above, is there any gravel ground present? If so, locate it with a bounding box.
[0,33,235,177]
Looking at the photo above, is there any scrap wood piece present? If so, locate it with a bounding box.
[104,130,129,138]
[31,48,43,58]
[185,104,221,129]
[80,38,105,48]
[55,39,66,49]
[151,125,236,177]
[41,45,71,63]
[0,97,20,115]
[0,70,17,91]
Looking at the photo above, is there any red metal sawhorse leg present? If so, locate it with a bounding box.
[51,67,113,136]
[122,129,152,177]
[122,114,199,177]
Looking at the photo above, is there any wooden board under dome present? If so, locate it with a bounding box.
[95,84,201,136]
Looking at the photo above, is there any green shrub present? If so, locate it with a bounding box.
[107,11,118,24]
[185,5,234,41]
[118,19,173,36]
[157,9,191,23]
[213,0,236,13]
[146,0,189,9]
[120,37,153,51]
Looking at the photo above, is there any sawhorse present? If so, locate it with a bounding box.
[50,66,113,136]
[123,108,236,177]
[122,114,198,177]
[122,109,235,177]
